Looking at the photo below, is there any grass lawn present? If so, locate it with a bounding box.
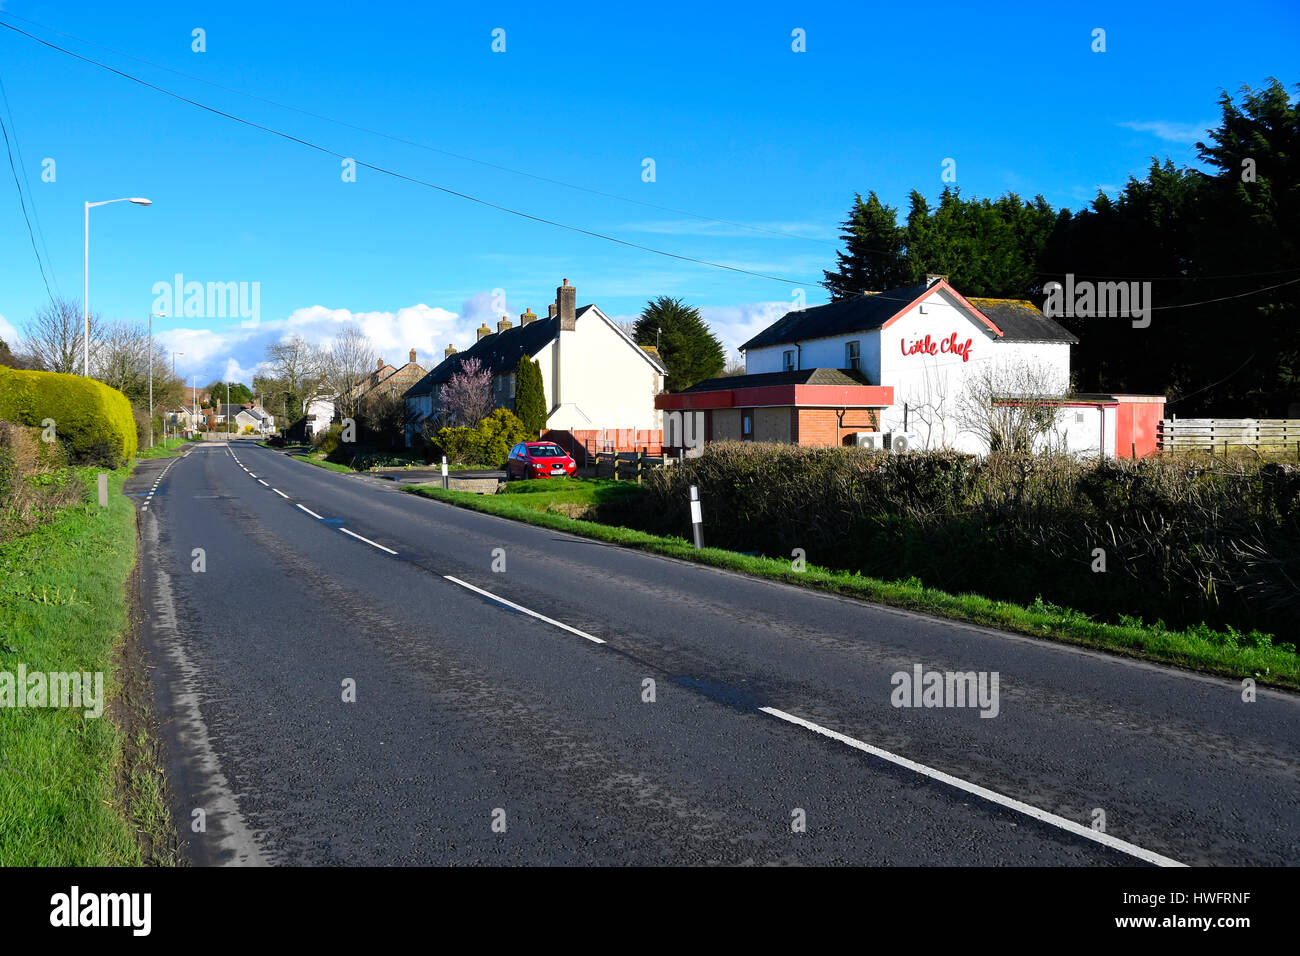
[0,467,173,864]
[407,479,1300,689]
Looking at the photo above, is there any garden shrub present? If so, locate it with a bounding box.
[436,409,529,467]
[0,367,136,466]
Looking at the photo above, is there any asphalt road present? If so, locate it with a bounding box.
[127,443,1300,866]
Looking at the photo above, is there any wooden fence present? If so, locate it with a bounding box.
[1158,419,1300,457]
[588,449,673,483]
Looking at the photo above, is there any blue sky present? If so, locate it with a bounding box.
[0,0,1295,386]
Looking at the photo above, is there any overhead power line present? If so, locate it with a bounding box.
[0,86,54,302]
[0,12,834,244]
[0,19,820,286]
[0,71,58,297]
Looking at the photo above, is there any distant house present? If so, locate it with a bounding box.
[354,349,426,409]
[404,279,666,451]
[163,406,202,434]
[220,402,275,434]
[301,395,336,440]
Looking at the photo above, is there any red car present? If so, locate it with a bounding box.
[506,441,578,480]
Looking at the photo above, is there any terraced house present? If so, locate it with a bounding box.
[404,279,666,452]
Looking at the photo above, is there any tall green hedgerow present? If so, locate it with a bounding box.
[0,367,136,466]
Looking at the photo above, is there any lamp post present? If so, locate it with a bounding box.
[84,197,151,376]
[171,352,183,445]
[148,312,165,449]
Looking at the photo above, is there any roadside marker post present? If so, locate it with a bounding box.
[441,456,448,490]
[97,473,108,507]
[689,484,704,549]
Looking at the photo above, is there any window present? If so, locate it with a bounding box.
[742,409,754,441]
[845,340,861,372]
[783,350,795,371]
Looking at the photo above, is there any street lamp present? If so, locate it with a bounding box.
[148,312,165,449]
[84,197,151,376]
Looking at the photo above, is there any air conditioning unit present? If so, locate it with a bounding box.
[889,432,919,453]
[853,431,886,450]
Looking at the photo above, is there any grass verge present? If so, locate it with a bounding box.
[290,453,354,474]
[136,436,194,460]
[0,466,177,864]
[407,482,1300,689]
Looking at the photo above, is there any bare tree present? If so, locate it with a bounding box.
[265,334,326,408]
[437,356,493,427]
[899,362,955,450]
[719,352,746,377]
[21,297,102,374]
[956,359,1066,453]
[323,324,376,423]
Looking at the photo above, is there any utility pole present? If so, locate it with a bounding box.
[192,376,198,439]
[227,382,231,439]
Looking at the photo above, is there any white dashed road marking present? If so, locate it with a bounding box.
[296,504,324,520]
[339,527,398,555]
[757,706,1186,868]
[443,575,605,645]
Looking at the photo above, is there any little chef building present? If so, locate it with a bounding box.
[657,275,1164,457]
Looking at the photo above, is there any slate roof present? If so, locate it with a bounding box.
[405,304,663,398]
[965,298,1079,344]
[739,285,930,352]
[679,367,873,393]
[740,283,1079,350]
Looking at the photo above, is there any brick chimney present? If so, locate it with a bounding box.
[497,315,512,334]
[556,278,576,331]
[547,304,557,318]
[444,343,457,358]
[377,357,385,370]
[476,323,491,341]
[409,348,416,364]
[520,308,537,325]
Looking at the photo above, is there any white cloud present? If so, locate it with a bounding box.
[153,293,516,385]
[700,301,794,359]
[0,313,17,344]
[1118,120,1212,143]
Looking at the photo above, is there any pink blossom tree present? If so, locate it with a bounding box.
[437,356,493,427]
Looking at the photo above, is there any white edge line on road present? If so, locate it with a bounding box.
[249,474,258,479]
[258,479,269,486]
[339,526,398,555]
[296,504,324,519]
[273,488,289,499]
[757,706,1186,868]
[443,574,606,645]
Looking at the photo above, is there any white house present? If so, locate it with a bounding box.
[405,279,666,449]
[220,403,275,435]
[660,275,1163,456]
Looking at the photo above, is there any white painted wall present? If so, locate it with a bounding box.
[746,287,1072,453]
[549,307,663,431]
[1043,404,1116,457]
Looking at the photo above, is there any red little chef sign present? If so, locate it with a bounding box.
[901,332,974,362]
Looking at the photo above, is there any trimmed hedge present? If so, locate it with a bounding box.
[0,367,137,467]
[638,442,1300,641]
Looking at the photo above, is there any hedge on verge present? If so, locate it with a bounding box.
[0,367,137,466]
